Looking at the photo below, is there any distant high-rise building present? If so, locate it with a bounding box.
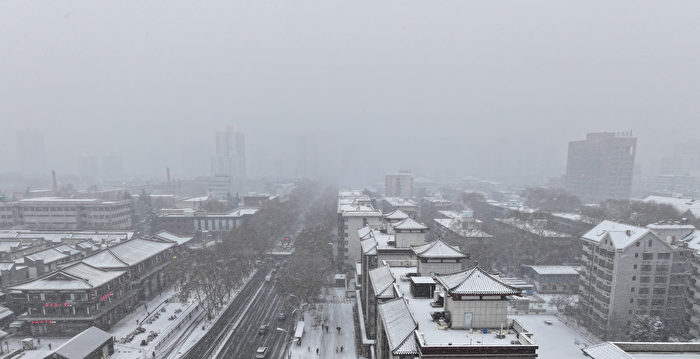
[209,127,246,199]
[565,132,636,202]
[16,130,47,177]
[385,171,413,199]
[295,134,318,179]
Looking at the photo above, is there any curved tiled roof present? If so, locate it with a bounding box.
[412,239,468,259]
[435,266,522,296]
[392,217,428,231]
[384,209,409,221]
[377,297,418,355]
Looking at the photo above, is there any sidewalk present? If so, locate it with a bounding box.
[289,288,356,359]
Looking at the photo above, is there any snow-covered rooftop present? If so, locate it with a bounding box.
[51,326,113,359]
[582,220,651,249]
[377,297,418,355]
[643,195,700,217]
[369,265,396,299]
[152,230,194,245]
[583,342,633,359]
[412,239,468,259]
[392,217,428,231]
[435,266,522,296]
[82,238,174,269]
[11,262,125,291]
[25,248,69,264]
[524,265,579,276]
[384,209,409,221]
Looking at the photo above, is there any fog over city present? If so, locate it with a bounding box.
[2,1,699,186]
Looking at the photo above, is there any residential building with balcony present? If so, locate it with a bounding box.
[578,220,690,339]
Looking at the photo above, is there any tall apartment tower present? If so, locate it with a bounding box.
[565,132,636,202]
[578,221,690,339]
[209,127,246,199]
[385,171,413,199]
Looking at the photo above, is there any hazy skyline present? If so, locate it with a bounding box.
[2,1,699,186]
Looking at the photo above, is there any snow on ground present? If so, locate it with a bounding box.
[1,338,68,359]
[110,270,257,359]
[512,314,598,359]
[289,288,357,359]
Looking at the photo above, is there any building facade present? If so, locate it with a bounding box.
[565,132,637,202]
[0,198,133,230]
[578,221,690,339]
[385,172,413,199]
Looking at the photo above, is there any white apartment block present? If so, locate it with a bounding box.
[578,220,690,339]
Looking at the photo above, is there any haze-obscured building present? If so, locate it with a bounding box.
[565,132,636,202]
[385,172,413,199]
[209,127,246,199]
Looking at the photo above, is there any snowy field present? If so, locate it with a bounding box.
[512,314,597,359]
[289,288,357,359]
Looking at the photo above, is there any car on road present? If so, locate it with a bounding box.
[544,320,553,325]
[255,346,268,358]
[277,312,286,321]
[258,324,269,335]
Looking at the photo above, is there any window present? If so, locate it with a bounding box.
[657,253,670,260]
[633,264,638,269]
[648,240,652,247]
[641,265,652,272]
[654,276,666,283]
[642,253,653,260]
[653,288,666,295]
[635,253,639,258]
[640,276,650,283]
[639,288,649,294]
[629,298,634,303]
[632,276,636,281]
[630,287,635,292]
[638,299,648,305]
[636,241,641,247]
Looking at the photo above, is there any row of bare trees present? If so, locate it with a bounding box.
[167,182,318,319]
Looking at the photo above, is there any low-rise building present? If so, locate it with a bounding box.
[10,262,133,336]
[2,197,133,230]
[44,325,115,359]
[338,190,383,270]
[521,265,579,294]
[156,207,258,235]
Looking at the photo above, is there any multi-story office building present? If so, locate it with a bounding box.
[385,172,413,199]
[578,220,690,339]
[565,132,637,202]
[209,127,246,199]
[0,197,133,230]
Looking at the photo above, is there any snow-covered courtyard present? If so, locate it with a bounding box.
[512,314,598,359]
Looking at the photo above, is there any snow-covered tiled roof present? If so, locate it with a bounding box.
[582,220,651,249]
[435,266,522,296]
[643,195,700,217]
[82,250,129,269]
[384,209,409,221]
[52,326,113,359]
[369,265,396,299]
[412,239,468,259]
[582,342,633,359]
[524,265,579,275]
[392,217,428,231]
[153,230,193,245]
[11,262,125,291]
[358,226,373,240]
[377,297,418,355]
[361,238,378,255]
[0,241,21,253]
[105,238,174,266]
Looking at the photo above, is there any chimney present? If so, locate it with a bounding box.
[166,167,171,186]
[51,170,58,193]
[625,230,631,237]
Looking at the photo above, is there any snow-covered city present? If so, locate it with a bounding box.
[2,1,700,358]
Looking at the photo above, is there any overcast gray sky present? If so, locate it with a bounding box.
[1,1,699,185]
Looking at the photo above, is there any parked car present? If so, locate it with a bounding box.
[255,347,268,358]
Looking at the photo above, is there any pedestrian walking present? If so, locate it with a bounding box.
[336,326,341,334]
[316,347,319,355]
[341,345,344,352]
[307,346,310,352]
[48,343,51,350]
[335,347,338,353]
